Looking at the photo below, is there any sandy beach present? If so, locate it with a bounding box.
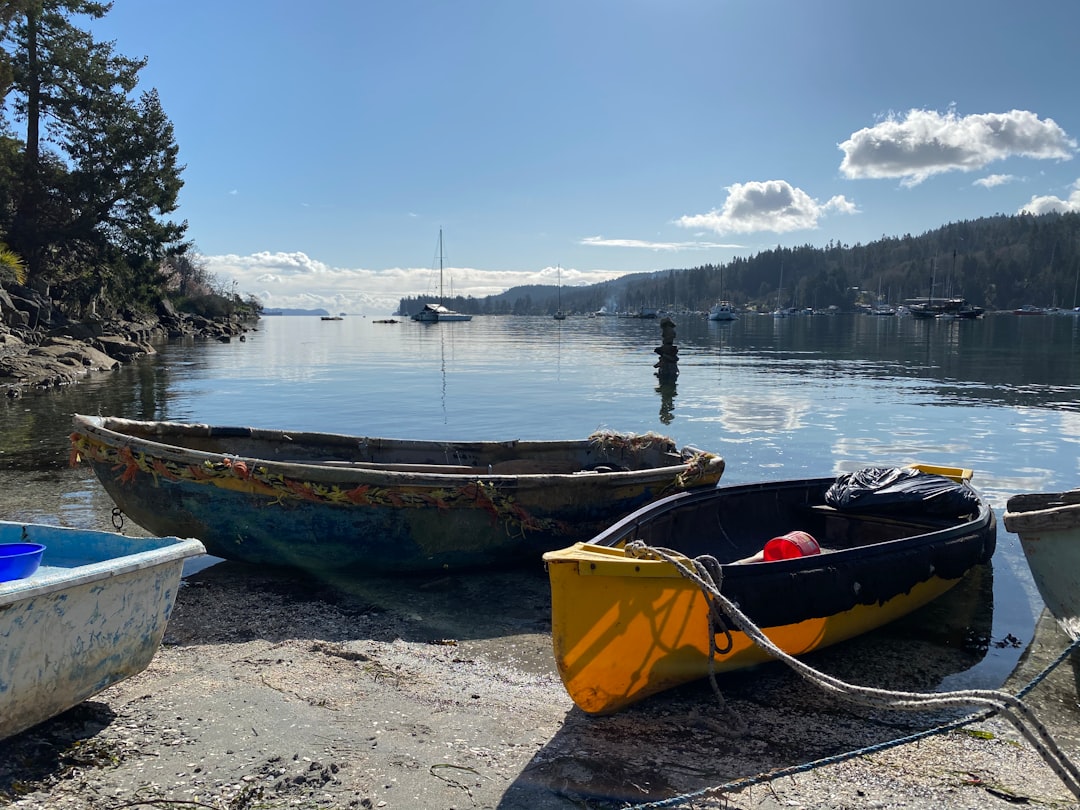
[1,555,1078,810]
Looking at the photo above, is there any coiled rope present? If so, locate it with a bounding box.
[622,541,1080,807]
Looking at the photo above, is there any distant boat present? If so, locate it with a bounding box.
[553,265,566,320]
[412,230,473,323]
[320,315,343,321]
[708,301,737,321]
[708,265,737,321]
[771,262,788,317]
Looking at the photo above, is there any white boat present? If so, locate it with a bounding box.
[1003,490,1080,640]
[708,301,737,321]
[553,265,566,320]
[412,230,472,323]
[0,521,205,740]
[708,265,737,321]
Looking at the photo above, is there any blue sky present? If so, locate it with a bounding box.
[91,1,1080,314]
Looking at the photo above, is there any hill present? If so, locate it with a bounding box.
[397,212,1080,317]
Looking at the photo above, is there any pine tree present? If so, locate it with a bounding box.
[4,1,186,304]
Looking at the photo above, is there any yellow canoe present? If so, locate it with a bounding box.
[544,465,996,715]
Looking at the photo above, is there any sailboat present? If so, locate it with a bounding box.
[411,230,473,323]
[708,264,737,321]
[772,262,792,317]
[553,265,566,320]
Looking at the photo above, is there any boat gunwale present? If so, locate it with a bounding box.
[0,524,204,605]
[1004,491,1080,533]
[72,415,723,487]
[545,473,994,577]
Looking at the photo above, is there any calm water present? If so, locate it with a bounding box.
[5,311,1080,689]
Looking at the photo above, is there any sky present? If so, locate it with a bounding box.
[88,1,1080,315]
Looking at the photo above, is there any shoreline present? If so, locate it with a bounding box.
[1,559,1078,809]
[0,283,251,396]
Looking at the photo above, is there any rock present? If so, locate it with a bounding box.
[0,284,256,396]
[92,334,155,362]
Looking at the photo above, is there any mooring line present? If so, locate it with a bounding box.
[620,543,1080,809]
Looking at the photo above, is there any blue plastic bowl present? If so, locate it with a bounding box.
[0,543,46,582]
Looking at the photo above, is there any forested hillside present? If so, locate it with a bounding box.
[0,2,257,323]
[399,212,1080,317]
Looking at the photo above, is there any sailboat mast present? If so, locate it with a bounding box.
[438,229,444,305]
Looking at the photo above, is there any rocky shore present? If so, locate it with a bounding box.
[0,283,249,396]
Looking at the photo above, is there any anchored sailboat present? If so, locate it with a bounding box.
[554,265,566,320]
[412,230,472,323]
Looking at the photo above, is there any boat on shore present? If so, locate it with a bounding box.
[543,464,996,714]
[0,521,204,740]
[1003,490,1080,640]
[71,416,724,574]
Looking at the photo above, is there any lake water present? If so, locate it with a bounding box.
[4,311,1080,691]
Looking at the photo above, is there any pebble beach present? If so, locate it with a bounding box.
[1,557,1078,809]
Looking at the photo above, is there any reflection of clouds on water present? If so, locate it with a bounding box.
[1058,410,1080,442]
[694,395,811,434]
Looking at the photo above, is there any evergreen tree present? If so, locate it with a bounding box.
[3,0,186,306]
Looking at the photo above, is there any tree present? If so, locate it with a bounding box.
[3,0,186,304]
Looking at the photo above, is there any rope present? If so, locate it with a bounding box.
[621,541,1080,806]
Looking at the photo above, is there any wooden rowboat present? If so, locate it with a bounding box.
[543,464,996,714]
[1003,490,1080,640]
[71,415,724,574]
[0,522,204,740]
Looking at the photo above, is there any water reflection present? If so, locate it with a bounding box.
[2,312,1078,695]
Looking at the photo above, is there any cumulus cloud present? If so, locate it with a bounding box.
[674,180,857,236]
[839,108,1076,186]
[974,174,1016,188]
[204,251,623,315]
[1019,179,1080,215]
[580,236,743,250]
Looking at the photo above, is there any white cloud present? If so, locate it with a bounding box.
[974,174,1016,188]
[1019,179,1080,215]
[674,180,857,236]
[839,108,1076,187]
[580,236,744,250]
[204,251,624,315]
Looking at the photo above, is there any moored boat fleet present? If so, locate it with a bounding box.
[1,413,1076,749]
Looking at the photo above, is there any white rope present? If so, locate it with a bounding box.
[624,540,1080,799]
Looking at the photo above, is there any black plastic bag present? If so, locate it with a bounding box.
[824,466,981,516]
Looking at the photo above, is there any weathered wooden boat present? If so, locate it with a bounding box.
[70,415,725,574]
[0,522,204,741]
[543,464,996,714]
[1003,490,1080,640]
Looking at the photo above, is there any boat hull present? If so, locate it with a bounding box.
[1004,491,1080,640]
[544,469,996,714]
[0,522,204,740]
[71,416,724,574]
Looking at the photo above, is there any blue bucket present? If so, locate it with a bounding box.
[0,543,46,582]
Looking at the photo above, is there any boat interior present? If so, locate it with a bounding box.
[83,418,692,475]
[595,477,980,564]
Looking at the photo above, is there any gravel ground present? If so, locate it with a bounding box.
[1,560,1078,810]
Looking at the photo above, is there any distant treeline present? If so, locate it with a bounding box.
[397,212,1080,317]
